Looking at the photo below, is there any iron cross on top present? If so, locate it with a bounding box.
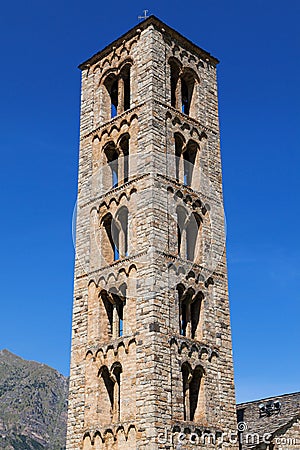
[138,10,149,20]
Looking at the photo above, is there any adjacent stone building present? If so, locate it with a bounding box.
[237,392,300,450]
[67,16,237,449]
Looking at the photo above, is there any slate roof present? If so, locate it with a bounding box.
[237,392,300,448]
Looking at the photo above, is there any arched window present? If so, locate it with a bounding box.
[100,290,113,338]
[98,363,123,423]
[177,285,203,339]
[111,363,122,422]
[186,212,202,261]
[181,69,197,117]
[181,362,192,421]
[169,60,198,118]
[174,133,185,182]
[170,58,181,108]
[181,78,189,114]
[104,142,119,188]
[181,299,188,336]
[181,363,204,421]
[176,208,202,263]
[120,64,131,112]
[101,213,119,262]
[110,79,118,118]
[189,365,203,421]
[99,365,114,419]
[112,293,124,338]
[119,134,130,183]
[174,136,199,187]
[103,135,130,190]
[103,62,132,120]
[100,290,126,340]
[191,292,203,339]
[116,206,129,258]
[101,207,129,264]
[183,140,198,186]
[104,74,118,119]
[178,286,193,337]
[176,206,188,257]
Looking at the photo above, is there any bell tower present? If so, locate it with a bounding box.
[67,16,237,450]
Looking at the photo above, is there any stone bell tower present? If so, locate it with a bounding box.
[67,16,237,450]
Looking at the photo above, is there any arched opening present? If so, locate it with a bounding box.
[181,78,189,114]
[116,206,129,258]
[189,365,204,421]
[99,366,114,420]
[100,290,113,338]
[176,206,188,257]
[103,62,132,120]
[186,212,202,261]
[181,69,197,117]
[120,64,131,112]
[169,59,181,108]
[181,363,204,422]
[119,134,130,183]
[174,136,199,187]
[112,293,124,338]
[174,133,185,182]
[101,213,119,263]
[100,290,126,340]
[191,292,203,339]
[168,62,198,118]
[183,140,198,186]
[98,362,124,424]
[104,74,118,119]
[110,79,118,118]
[112,363,122,422]
[181,299,188,336]
[104,142,119,188]
[177,285,203,339]
[178,287,194,337]
[181,362,192,421]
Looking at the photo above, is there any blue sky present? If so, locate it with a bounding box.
[0,0,299,404]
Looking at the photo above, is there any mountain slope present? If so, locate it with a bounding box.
[0,350,68,450]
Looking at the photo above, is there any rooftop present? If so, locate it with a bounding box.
[237,391,300,447]
[79,15,219,70]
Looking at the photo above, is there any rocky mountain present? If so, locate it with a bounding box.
[0,350,68,450]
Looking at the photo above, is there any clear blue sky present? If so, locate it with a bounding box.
[0,0,299,404]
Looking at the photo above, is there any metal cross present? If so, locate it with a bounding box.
[138,10,149,21]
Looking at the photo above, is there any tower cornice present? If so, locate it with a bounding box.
[78,15,219,70]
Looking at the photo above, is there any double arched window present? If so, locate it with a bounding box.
[100,206,129,263]
[103,134,130,189]
[100,288,126,339]
[104,63,131,119]
[177,207,202,262]
[169,58,198,118]
[177,284,203,339]
[174,133,200,187]
[181,363,204,421]
[99,362,123,422]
